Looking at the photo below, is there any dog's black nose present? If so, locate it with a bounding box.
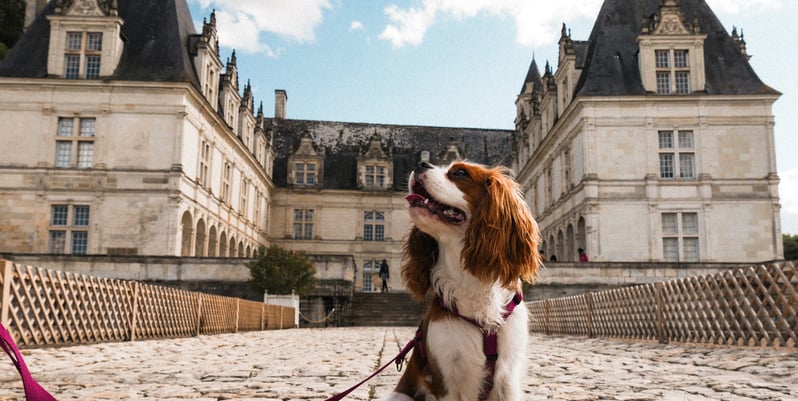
[416,161,433,172]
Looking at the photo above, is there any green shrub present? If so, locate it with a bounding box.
[784,234,798,261]
[248,245,316,296]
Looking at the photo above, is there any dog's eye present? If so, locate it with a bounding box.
[450,168,469,178]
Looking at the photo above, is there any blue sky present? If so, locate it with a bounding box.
[187,0,797,234]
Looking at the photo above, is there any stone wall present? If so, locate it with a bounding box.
[2,254,252,282]
[525,261,757,301]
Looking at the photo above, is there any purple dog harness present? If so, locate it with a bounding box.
[437,291,523,401]
[326,291,522,401]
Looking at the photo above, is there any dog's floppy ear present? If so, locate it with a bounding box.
[401,227,438,302]
[463,169,541,288]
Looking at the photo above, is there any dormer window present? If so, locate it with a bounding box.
[46,1,124,80]
[655,49,690,94]
[288,131,324,188]
[637,0,706,94]
[64,31,103,79]
[294,161,317,185]
[364,165,387,188]
[357,133,393,190]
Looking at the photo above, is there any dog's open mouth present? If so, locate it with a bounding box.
[405,180,466,224]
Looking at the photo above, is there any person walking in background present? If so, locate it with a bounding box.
[578,248,589,262]
[379,259,390,293]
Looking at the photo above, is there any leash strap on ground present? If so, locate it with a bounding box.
[324,330,419,401]
[0,323,58,401]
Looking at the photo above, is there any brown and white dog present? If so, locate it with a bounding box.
[388,161,542,401]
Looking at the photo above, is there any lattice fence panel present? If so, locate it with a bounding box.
[591,284,658,340]
[527,300,547,333]
[528,262,797,348]
[46,270,134,345]
[662,263,797,347]
[238,300,265,331]
[545,295,590,336]
[134,284,198,339]
[200,294,238,335]
[2,263,135,347]
[1,260,296,348]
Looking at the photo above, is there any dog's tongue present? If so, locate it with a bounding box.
[405,194,425,204]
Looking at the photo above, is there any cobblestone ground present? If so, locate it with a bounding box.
[0,327,796,401]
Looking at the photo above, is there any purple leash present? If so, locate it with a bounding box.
[0,323,58,401]
[325,329,421,401]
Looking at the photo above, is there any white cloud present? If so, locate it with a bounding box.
[780,167,798,213]
[378,0,604,49]
[379,4,438,48]
[705,0,782,14]
[190,0,333,56]
[378,0,785,49]
[349,21,365,32]
[780,167,798,234]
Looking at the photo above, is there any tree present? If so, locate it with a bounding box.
[0,0,25,60]
[784,234,798,261]
[248,245,316,296]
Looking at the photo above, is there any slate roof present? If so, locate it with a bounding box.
[573,0,779,97]
[0,0,200,88]
[267,118,514,191]
[521,0,778,98]
[519,58,543,95]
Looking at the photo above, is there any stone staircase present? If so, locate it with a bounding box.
[350,291,425,326]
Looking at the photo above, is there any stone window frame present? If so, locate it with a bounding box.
[654,49,691,94]
[63,31,103,79]
[198,138,212,188]
[55,116,96,169]
[361,259,383,292]
[239,178,249,218]
[293,160,318,186]
[658,129,695,179]
[292,208,314,240]
[661,211,699,262]
[221,160,233,204]
[362,162,391,190]
[562,148,571,192]
[363,210,386,241]
[253,189,262,231]
[48,204,90,255]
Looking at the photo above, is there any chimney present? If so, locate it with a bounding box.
[274,89,287,119]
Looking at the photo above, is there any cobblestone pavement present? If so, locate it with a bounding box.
[1,327,796,401]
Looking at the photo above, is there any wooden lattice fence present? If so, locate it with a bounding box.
[0,260,295,348]
[529,261,798,347]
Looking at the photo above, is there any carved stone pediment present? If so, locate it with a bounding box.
[360,133,390,160]
[647,0,699,36]
[439,138,463,164]
[59,0,116,17]
[653,13,689,35]
[292,131,322,157]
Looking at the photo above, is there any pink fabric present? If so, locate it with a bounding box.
[0,323,58,401]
